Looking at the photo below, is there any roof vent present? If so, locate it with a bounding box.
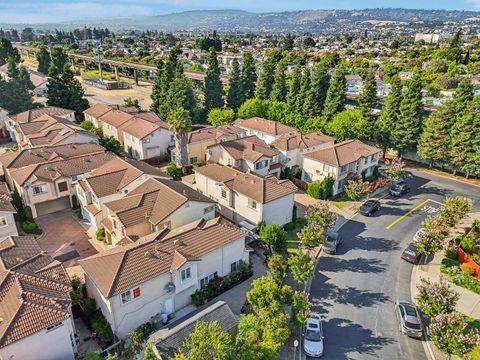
[173,239,183,246]
[144,251,152,258]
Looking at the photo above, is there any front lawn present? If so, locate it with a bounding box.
[284,218,307,254]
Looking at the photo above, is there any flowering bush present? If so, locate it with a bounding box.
[413,216,449,255]
[429,311,480,357]
[442,266,480,295]
[439,196,470,227]
[416,278,459,317]
[306,202,336,230]
[385,157,406,180]
[344,178,370,201]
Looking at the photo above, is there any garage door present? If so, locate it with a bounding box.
[35,196,71,217]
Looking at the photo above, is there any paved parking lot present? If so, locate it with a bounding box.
[308,170,479,360]
[36,210,98,268]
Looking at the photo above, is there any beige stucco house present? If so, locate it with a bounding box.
[233,117,297,145]
[302,140,381,196]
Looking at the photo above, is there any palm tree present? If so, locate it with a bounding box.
[167,107,192,174]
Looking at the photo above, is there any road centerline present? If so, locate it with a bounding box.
[386,199,430,230]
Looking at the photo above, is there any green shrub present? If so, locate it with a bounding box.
[71,194,79,209]
[440,258,460,273]
[82,297,97,316]
[165,162,182,180]
[84,354,104,360]
[191,289,207,307]
[129,322,155,352]
[96,228,106,242]
[283,222,296,231]
[73,208,83,219]
[307,177,334,199]
[256,220,266,233]
[80,120,94,131]
[443,266,480,294]
[21,206,33,222]
[461,234,479,254]
[295,217,308,227]
[192,161,203,168]
[21,221,42,234]
[460,263,476,276]
[282,167,293,180]
[307,181,322,199]
[91,312,113,343]
[445,248,458,260]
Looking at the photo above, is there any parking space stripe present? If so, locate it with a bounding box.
[386,199,430,230]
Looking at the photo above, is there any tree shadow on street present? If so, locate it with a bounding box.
[317,317,396,360]
[317,256,387,274]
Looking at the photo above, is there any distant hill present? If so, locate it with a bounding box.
[2,9,480,33]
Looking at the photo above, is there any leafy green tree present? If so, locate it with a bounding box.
[325,109,370,141]
[36,47,51,75]
[204,47,223,114]
[374,75,402,158]
[47,64,89,119]
[322,65,347,120]
[241,52,257,101]
[143,345,159,360]
[288,252,314,286]
[413,216,448,256]
[392,73,423,155]
[416,278,459,317]
[227,58,243,111]
[303,62,330,118]
[123,97,142,112]
[292,291,310,326]
[267,253,288,284]
[100,136,121,153]
[237,98,268,119]
[429,311,480,358]
[155,46,181,119]
[246,276,292,314]
[298,225,324,250]
[50,47,68,77]
[207,108,235,126]
[255,58,275,100]
[286,65,302,112]
[173,321,233,360]
[6,56,19,79]
[259,223,288,254]
[306,202,336,229]
[19,66,34,90]
[167,107,192,173]
[417,106,452,167]
[271,60,287,102]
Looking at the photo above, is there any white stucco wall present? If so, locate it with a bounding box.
[0,212,18,238]
[123,128,172,160]
[0,318,76,360]
[161,200,215,229]
[262,194,295,226]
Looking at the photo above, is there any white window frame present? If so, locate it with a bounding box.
[181,267,192,283]
[0,216,7,227]
[200,272,218,288]
[249,199,257,210]
[32,185,47,195]
[221,188,227,198]
[120,286,141,305]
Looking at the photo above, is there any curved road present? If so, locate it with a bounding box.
[309,170,479,360]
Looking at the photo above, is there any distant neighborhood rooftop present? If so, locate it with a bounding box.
[234,117,297,136]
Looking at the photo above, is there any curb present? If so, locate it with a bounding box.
[407,166,480,188]
[410,262,436,360]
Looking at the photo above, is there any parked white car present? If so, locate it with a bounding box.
[303,312,324,357]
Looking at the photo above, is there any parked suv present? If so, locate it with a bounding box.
[359,200,381,216]
[394,300,423,339]
[323,230,343,254]
[389,180,410,197]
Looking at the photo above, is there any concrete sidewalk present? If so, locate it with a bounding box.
[411,211,480,360]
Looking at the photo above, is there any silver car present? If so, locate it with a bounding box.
[394,300,423,339]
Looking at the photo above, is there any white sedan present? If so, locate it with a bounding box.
[303,312,324,357]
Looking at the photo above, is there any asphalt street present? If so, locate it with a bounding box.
[308,170,480,360]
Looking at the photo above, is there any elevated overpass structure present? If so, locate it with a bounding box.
[14,44,226,85]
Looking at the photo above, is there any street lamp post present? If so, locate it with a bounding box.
[293,339,299,360]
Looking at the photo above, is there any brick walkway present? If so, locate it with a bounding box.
[36,210,98,268]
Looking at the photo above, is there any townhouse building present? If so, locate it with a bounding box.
[233,117,297,145]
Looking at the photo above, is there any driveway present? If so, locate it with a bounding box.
[36,210,98,268]
[308,170,480,360]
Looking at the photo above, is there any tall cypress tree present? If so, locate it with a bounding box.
[271,60,287,102]
[374,75,402,158]
[36,47,51,75]
[166,64,199,122]
[450,99,480,176]
[392,73,423,155]
[47,64,89,121]
[286,64,302,111]
[358,71,377,118]
[241,52,257,102]
[450,77,473,125]
[417,106,452,167]
[227,58,243,112]
[303,62,330,118]
[0,60,35,114]
[255,58,275,100]
[322,65,346,121]
[50,47,68,77]
[157,46,181,119]
[297,68,311,120]
[150,59,165,115]
[204,47,223,114]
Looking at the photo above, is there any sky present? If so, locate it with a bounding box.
[0,0,479,24]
